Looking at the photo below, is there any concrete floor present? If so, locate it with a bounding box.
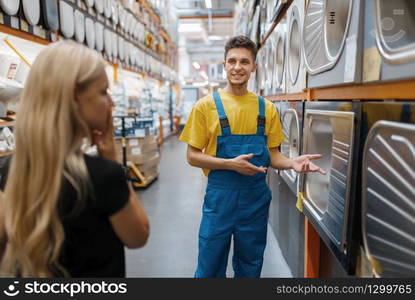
[126,137,292,278]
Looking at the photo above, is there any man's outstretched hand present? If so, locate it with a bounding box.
[291,154,326,175]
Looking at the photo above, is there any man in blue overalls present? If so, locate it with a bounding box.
[180,36,325,277]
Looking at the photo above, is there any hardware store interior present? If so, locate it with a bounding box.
[0,0,413,278]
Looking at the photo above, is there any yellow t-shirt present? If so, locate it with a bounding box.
[179,89,284,176]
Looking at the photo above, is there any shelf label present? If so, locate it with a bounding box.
[363,47,382,82]
[344,35,357,83]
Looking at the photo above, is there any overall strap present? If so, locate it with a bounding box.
[257,96,266,135]
[212,92,231,135]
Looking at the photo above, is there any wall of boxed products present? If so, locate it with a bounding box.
[235,0,415,278]
[0,0,180,184]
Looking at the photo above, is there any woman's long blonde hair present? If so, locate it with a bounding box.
[1,41,106,277]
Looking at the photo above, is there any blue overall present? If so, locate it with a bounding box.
[195,92,272,278]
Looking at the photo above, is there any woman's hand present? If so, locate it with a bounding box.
[92,106,117,161]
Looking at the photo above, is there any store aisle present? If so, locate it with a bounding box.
[126,137,292,278]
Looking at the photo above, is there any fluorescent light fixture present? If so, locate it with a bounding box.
[205,0,212,9]
[192,62,201,69]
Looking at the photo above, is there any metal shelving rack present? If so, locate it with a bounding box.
[258,0,415,278]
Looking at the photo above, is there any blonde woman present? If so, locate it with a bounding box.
[0,41,149,277]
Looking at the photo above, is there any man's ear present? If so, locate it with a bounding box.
[252,62,257,73]
[222,60,225,68]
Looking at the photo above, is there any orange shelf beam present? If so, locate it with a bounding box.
[267,92,308,101]
[311,79,415,100]
[267,79,415,101]
[0,24,51,45]
[304,217,320,278]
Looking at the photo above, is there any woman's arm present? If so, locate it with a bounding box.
[93,107,149,249]
[109,183,150,249]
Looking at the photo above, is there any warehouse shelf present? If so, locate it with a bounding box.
[266,79,415,101]
[0,23,52,46]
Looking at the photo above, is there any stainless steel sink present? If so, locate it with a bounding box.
[301,109,355,248]
[274,27,286,89]
[303,0,353,74]
[374,0,415,64]
[265,41,275,93]
[324,0,353,61]
[304,118,333,215]
[288,5,301,84]
[281,109,300,184]
[362,120,415,277]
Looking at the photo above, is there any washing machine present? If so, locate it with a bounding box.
[363,0,415,83]
[299,100,362,274]
[272,21,287,95]
[302,0,365,88]
[359,101,415,277]
[286,0,307,94]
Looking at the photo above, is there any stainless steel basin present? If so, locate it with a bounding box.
[281,109,300,184]
[362,120,415,277]
[304,118,333,215]
[375,0,415,64]
[288,5,301,84]
[274,28,286,88]
[266,41,275,93]
[324,0,353,61]
[303,0,353,74]
[302,109,355,249]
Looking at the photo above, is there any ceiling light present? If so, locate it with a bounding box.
[192,62,201,69]
[205,0,212,9]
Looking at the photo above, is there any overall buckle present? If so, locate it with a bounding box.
[257,115,266,127]
[219,117,230,128]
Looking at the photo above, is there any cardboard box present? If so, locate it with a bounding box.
[138,152,160,174]
[115,135,159,164]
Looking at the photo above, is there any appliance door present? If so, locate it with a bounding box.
[95,21,104,52]
[301,109,355,250]
[280,107,301,193]
[22,0,40,26]
[85,17,95,49]
[0,0,19,15]
[273,28,286,93]
[59,0,74,38]
[74,9,85,43]
[41,0,59,31]
[362,120,415,277]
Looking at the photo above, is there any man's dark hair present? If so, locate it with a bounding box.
[224,35,258,61]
